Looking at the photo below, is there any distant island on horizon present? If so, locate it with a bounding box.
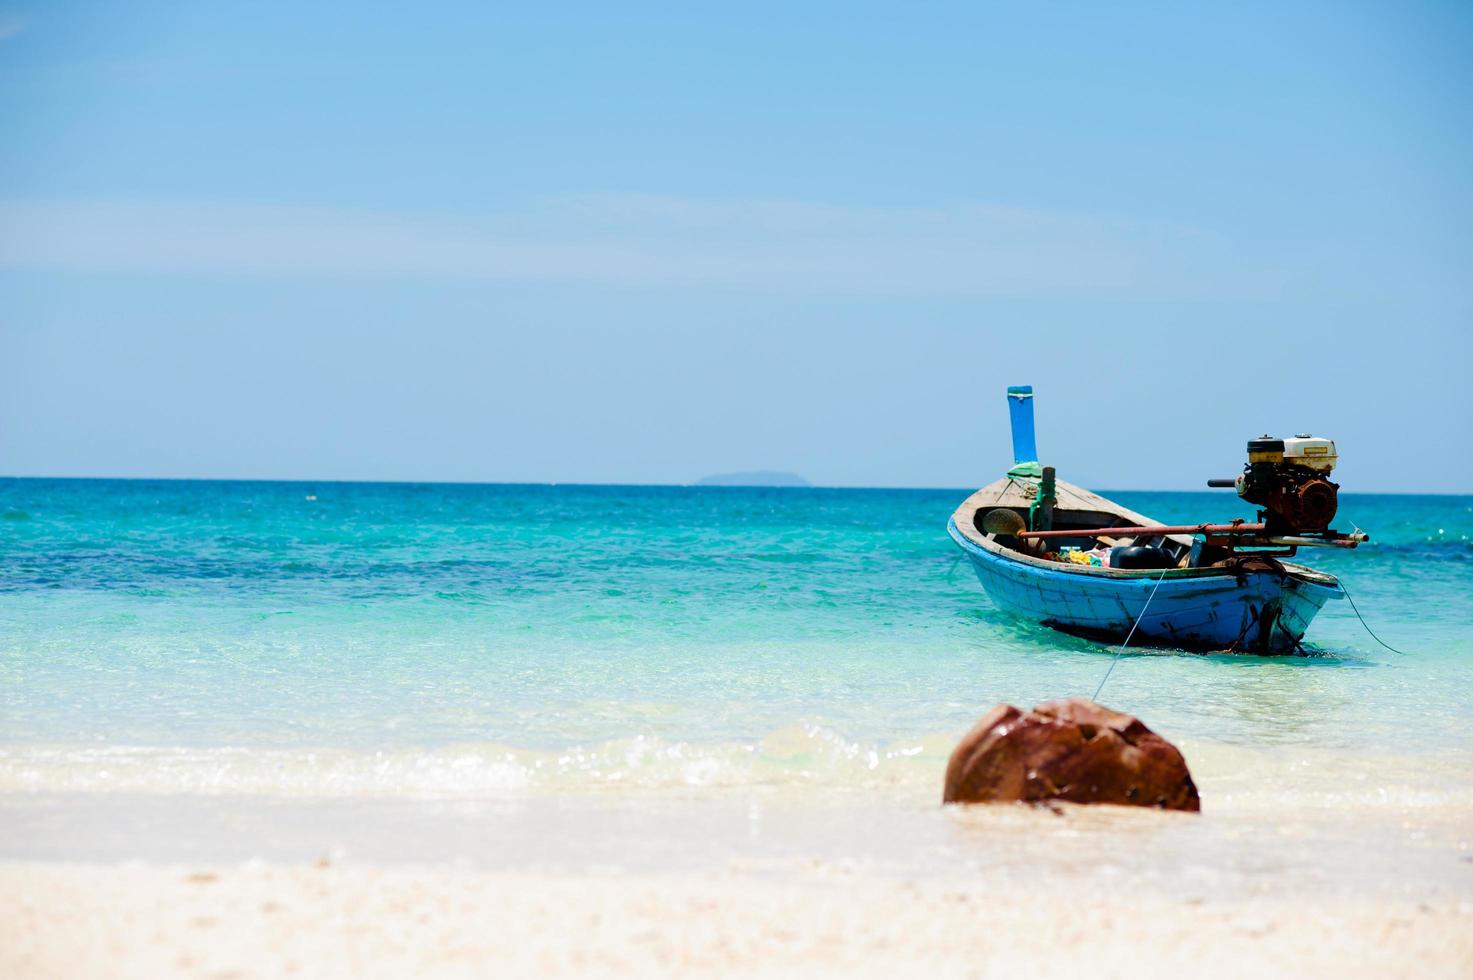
[694,471,811,488]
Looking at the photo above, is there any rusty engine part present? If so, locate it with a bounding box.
[1208,436,1340,536]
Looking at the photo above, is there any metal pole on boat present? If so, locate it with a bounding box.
[1015,524,1366,548]
[1018,522,1267,540]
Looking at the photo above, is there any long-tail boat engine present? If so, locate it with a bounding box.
[1209,436,1339,536]
[996,409,1365,560]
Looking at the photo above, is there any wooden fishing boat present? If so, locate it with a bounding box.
[948,386,1366,654]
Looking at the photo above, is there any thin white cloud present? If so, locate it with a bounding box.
[0,15,25,40]
[0,194,1237,297]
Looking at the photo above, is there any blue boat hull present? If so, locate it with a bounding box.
[948,519,1342,654]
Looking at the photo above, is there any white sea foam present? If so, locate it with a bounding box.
[4,732,1472,815]
[0,727,959,799]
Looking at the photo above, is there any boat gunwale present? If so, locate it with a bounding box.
[947,515,1342,591]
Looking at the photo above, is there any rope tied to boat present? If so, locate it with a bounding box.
[1338,578,1410,657]
[1092,565,1172,701]
[1329,517,1409,657]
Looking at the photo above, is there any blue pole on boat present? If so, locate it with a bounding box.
[1006,385,1042,478]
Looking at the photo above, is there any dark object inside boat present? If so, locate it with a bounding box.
[1108,545,1176,570]
[973,506,1196,567]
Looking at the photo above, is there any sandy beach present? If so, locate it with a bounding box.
[5,738,1473,980]
[5,859,1471,979]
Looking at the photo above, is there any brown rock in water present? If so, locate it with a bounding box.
[943,698,1200,812]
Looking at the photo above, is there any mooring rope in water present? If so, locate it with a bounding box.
[1338,578,1410,657]
[1092,564,1172,701]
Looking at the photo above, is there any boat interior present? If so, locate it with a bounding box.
[951,474,1236,572]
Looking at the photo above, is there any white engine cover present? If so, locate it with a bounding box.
[1282,435,1337,472]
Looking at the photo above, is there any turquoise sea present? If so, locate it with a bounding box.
[2,478,1471,800]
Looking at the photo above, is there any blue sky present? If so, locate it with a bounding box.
[1,2,1470,490]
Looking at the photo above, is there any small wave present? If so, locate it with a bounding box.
[0,728,957,799]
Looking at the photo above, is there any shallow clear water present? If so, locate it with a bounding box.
[1,479,1469,796]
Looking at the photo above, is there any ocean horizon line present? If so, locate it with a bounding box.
[1,474,1469,498]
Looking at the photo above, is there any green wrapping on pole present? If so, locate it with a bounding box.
[1029,466,1056,533]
